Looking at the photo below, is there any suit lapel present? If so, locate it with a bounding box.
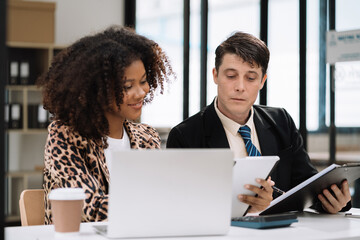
[203,101,230,148]
[253,107,278,156]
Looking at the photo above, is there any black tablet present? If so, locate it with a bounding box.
[260,163,360,215]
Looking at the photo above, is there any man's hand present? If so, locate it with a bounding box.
[318,180,351,214]
[238,177,275,213]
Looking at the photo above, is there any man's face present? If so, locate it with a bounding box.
[213,53,266,125]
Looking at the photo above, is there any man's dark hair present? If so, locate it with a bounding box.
[215,32,270,76]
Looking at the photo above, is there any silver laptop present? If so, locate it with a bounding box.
[94,149,234,238]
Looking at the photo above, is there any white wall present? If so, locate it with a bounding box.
[28,0,124,45]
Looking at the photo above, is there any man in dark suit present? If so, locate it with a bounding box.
[167,32,351,214]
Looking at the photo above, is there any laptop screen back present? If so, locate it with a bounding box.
[107,149,233,238]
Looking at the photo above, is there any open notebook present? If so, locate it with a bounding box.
[94,149,234,238]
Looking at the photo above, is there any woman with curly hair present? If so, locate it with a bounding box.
[37,26,174,224]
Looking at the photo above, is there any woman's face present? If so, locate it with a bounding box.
[107,60,150,122]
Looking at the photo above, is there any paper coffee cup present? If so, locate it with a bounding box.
[49,188,86,234]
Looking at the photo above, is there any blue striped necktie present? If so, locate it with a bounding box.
[238,125,261,156]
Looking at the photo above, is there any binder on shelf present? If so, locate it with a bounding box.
[9,61,19,85]
[27,104,49,129]
[28,104,38,129]
[38,105,48,129]
[9,103,22,129]
[5,104,10,129]
[20,61,30,85]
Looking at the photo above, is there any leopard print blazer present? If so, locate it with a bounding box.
[43,120,161,224]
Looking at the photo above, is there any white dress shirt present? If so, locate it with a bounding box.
[214,97,262,159]
[104,127,131,176]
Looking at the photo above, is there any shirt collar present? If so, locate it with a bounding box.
[214,97,255,136]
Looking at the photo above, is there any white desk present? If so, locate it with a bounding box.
[5,209,360,240]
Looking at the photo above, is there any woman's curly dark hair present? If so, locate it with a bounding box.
[37,26,174,146]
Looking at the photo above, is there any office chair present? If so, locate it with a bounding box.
[19,189,45,226]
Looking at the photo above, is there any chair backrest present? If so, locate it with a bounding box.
[19,189,45,226]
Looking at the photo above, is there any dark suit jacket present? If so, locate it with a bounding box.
[167,100,351,211]
[167,101,318,193]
